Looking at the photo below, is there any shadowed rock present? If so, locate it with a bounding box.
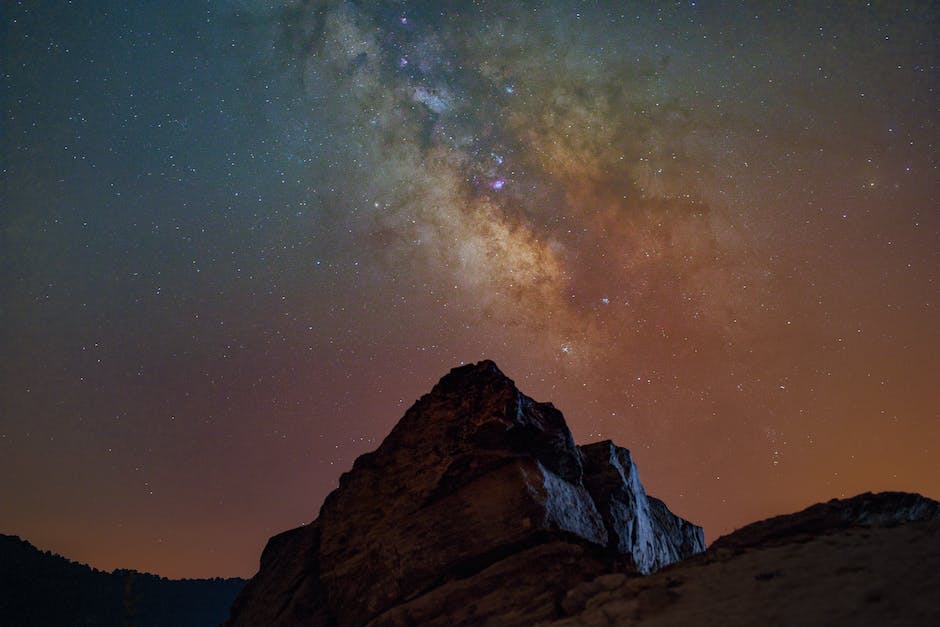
[226,361,703,626]
[710,491,940,551]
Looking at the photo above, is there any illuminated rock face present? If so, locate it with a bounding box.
[581,440,706,574]
[225,361,704,627]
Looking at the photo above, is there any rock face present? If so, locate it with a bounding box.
[226,360,704,626]
[551,492,940,626]
[581,442,704,574]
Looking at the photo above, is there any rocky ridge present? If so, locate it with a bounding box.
[549,492,940,626]
[709,490,940,551]
[226,360,704,626]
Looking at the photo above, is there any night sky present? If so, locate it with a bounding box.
[2,1,938,579]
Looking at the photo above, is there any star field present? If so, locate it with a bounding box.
[1,0,938,578]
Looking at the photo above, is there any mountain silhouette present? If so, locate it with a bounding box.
[0,534,244,626]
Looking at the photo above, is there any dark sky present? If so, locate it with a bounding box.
[2,0,938,578]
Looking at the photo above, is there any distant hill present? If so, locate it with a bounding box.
[0,534,245,627]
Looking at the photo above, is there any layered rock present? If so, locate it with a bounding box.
[226,361,703,626]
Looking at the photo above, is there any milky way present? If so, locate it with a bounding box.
[2,0,938,577]
[268,1,767,368]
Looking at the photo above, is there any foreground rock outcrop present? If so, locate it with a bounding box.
[550,492,940,626]
[226,361,704,626]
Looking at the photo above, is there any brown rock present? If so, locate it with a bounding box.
[225,361,702,626]
[710,490,940,551]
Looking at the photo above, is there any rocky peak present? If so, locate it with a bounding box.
[226,361,704,626]
[379,359,583,484]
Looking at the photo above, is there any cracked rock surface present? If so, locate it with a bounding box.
[225,361,703,626]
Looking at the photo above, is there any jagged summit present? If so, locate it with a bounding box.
[223,363,940,626]
[433,358,507,387]
[225,361,704,626]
